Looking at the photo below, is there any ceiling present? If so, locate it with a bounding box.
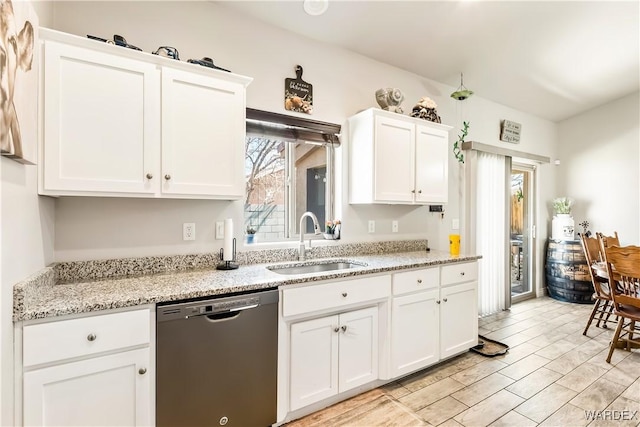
[220,0,639,122]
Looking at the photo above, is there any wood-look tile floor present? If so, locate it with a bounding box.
[285,297,640,427]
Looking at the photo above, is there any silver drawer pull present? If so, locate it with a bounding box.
[334,327,340,333]
[164,174,171,180]
[146,173,153,179]
[417,279,422,284]
[87,333,97,342]
[436,300,441,304]
[341,325,347,333]
[342,292,348,297]
[460,272,465,276]
[138,367,147,375]
[443,298,448,302]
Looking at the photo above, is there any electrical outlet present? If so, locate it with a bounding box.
[392,220,398,233]
[183,223,195,241]
[452,218,460,230]
[368,220,375,233]
[215,221,224,240]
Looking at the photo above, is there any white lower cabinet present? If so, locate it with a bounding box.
[391,289,440,377]
[23,348,151,426]
[440,282,479,359]
[19,307,153,426]
[289,306,378,411]
[390,262,478,378]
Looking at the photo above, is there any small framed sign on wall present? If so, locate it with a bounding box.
[500,120,521,144]
[284,65,313,114]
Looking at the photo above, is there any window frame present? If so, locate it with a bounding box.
[245,109,340,243]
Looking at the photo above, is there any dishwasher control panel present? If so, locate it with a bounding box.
[190,296,260,316]
[157,290,278,322]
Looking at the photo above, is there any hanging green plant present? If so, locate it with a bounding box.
[453,121,469,164]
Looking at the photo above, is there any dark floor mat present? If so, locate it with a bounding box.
[470,335,509,357]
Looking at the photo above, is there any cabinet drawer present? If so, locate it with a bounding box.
[392,268,439,295]
[441,262,478,286]
[23,309,151,367]
[283,275,391,317]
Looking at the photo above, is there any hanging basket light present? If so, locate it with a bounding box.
[451,73,474,101]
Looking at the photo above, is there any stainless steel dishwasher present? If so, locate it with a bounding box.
[156,289,278,427]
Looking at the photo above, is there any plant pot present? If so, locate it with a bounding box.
[323,233,339,240]
[551,214,575,241]
[246,234,256,244]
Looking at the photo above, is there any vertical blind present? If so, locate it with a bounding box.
[475,152,511,317]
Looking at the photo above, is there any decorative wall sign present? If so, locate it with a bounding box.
[284,65,313,115]
[0,0,38,164]
[500,119,522,144]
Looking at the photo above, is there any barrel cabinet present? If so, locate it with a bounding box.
[545,239,593,304]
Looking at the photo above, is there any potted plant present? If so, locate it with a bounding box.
[323,219,341,240]
[246,225,257,244]
[552,197,573,215]
[551,197,574,241]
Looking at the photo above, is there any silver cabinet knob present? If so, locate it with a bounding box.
[341,325,347,332]
[460,272,465,276]
[334,327,340,333]
[443,298,448,302]
[138,367,147,375]
[436,300,441,304]
[342,292,347,297]
[417,279,423,284]
[164,174,171,180]
[146,173,153,179]
[411,189,416,193]
[418,190,422,194]
[87,333,97,342]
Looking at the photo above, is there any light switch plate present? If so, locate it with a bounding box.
[392,220,398,233]
[368,220,375,233]
[452,218,460,230]
[215,221,224,240]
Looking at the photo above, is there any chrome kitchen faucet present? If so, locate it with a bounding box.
[298,212,321,261]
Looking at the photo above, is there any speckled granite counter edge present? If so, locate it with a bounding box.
[54,239,429,283]
[14,250,481,322]
[13,267,56,321]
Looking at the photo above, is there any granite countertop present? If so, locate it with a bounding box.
[14,244,480,322]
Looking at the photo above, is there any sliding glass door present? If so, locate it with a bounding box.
[511,164,536,302]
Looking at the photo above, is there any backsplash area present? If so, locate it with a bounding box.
[54,239,429,283]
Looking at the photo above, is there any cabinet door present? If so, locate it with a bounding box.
[373,115,414,203]
[290,315,339,411]
[161,68,246,198]
[440,282,478,358]
[338,306,379,392]
[415,125,448,203]
[23,348,151,426]
[391,289,439,377]
[41,41,160,195]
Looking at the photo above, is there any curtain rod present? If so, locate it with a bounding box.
[461,141,550,163]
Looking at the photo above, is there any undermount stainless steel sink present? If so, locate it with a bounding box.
[267,261,366,275]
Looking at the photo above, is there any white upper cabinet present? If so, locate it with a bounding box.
[41,41,161,195]
[161,68,246,198]
[38,28,252,199]
[348,108,451,204]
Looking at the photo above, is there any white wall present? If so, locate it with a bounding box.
[49,1,558,263]
[557,91,640,243]
[1,2,55,424]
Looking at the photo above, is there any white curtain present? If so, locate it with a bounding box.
[475,152,510,317]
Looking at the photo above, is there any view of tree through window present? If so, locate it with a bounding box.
[245,135,331,243]
[245,136,286,241]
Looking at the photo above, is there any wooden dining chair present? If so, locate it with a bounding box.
[604,244,640,363]
[596,231,620,259]
[580,233,615,335]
